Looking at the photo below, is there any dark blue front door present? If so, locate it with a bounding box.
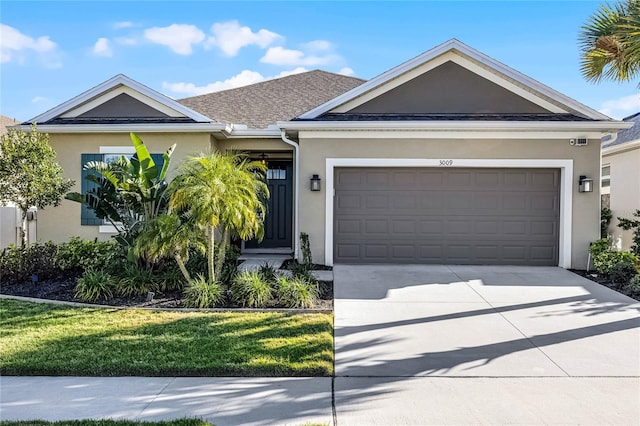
[245,161,293,249]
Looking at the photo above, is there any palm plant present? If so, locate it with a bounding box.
[579,0,640,85]
[134,211,206,282]
[169,152,268,284]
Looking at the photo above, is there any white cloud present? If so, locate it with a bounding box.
[206,20,282,56]
[164,67,310,97]
[599,94,640,119]
[144,24,205,55]
[92,38,113,57]
[338,67,355,76]
[260,46,338,66]
[31,96,49,103]
[302,40,332,52]
[113,21,134,29]
[0,24,59,66]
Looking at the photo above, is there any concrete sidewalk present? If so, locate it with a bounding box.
[0,376,333,425]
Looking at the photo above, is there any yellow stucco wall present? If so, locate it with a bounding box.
[39,132,212,243]
[296,134,601,268]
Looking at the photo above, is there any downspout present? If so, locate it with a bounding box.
[280,130,300,260]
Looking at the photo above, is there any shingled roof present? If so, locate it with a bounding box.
[0,115,19,135]
[178,70,366,129]
[602,112,639,148]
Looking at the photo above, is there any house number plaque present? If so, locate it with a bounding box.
[439,159,454,166]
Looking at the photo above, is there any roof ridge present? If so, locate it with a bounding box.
[179,69,366,101]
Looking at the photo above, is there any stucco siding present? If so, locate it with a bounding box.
[603,145,640,251]
[297,135,600,268]
[39,132,211,243]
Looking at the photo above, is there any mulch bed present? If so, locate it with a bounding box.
[1,273,334,310]
[569,269,639,301]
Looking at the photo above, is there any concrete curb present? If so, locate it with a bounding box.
[0,294,333,314]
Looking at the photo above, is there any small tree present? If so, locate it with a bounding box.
[0,124,74,247]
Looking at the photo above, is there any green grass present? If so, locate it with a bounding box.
[0,421,211,426]
[0,299,333,376]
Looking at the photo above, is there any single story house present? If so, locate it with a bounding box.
[25,39,631,268]
[601,112,639,251]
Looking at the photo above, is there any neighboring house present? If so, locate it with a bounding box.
[22,39,631,268]
[602,112,640,251]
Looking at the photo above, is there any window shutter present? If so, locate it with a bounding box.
[151,153,164,179]
[81,154,103,226]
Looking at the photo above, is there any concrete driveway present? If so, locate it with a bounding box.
[334,265,640,425]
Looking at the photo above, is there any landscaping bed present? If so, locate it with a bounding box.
[569,269,640,301]
[0,298,334,377]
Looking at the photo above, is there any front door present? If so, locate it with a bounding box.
[245,161,293,249]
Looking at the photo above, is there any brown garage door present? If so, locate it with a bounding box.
[334,167,560,265]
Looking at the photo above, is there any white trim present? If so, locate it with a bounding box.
[299,39,611,121]
[99,146,136,154]
[280,120,632,134]
[61,86,184,118]
[325,158,573,268]
[30,123,226,133]
[29,74,214,123]
[99,225,118,234]
[332,52,565,114]
[602,139,640,156]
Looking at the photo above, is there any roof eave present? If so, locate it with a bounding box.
[16,122,226,133]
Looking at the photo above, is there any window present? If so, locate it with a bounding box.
[267,166,287,180]
[601,164,610,194]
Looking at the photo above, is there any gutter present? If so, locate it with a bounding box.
[14,123,227,133]
[280,130,300,261]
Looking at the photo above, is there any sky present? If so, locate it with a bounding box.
[1,0,639,122]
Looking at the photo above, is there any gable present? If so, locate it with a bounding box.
[77,93,170,118]
[348,61,549,115]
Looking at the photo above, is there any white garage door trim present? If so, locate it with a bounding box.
[325,158,573,268]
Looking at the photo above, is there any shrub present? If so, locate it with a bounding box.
[601,207,612,239]
[231,271,273,308]
[291,261,318,284]
[618,210,640,256]
[276,276,319,309]
[589,238,611,258]
[625,275,640,297]
[154,266,187,292]
[75,269,115,302]
[258,262,279,283]
[608,262,638,286]
[219,244,241,284]
[56,237,120,273]
[593,250,638,275]
[183,275,224,308]
[115,263,155,297]
[0,241,58,283]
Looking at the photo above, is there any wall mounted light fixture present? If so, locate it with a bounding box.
[310,174,321,191]
[578,175,593,193]
[259,153,268,166]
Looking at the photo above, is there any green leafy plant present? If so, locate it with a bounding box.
[115,263,155,297]
[593,250,638,275]
[625,274,640,297]
[300,232,312,268]
[0,241,59,283]
[589,238,612,258]
[0,124,74,247]
[231,271,273,308]
[56,237,120,273]
[291,261,318,284]
[608,262,638,285]
[182,275,224,308]
[66,133,175,258]
[276,276,319,309]
[618,209,640,255]
[257,261,279,283]
[601,207,612,238]
[74,269,115,302]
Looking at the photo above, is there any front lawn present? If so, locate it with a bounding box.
[0,299,333,376]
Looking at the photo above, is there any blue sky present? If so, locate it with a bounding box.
[1,1,639,121]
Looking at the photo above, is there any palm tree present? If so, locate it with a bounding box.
[580,0,640,85]
[169,152,268,283]
[134,212,205,282]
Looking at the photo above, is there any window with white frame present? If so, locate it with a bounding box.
[601,163,611,194]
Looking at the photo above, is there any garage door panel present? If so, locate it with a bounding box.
[334,167,559,265]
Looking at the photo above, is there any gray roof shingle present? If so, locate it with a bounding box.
[603,112,639,148]
[178,70,366,129]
